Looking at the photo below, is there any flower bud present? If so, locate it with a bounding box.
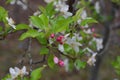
[50,33,55,38]
[53,56,59,64]
[58,60,64,67]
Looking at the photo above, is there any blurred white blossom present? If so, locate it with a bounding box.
[58,44,64,52]
[84,29,92,34]
[95,1,100,13]
[64,58,69,72]
[93,38,103,51]
[53,0,72,18]
[81,10,87,19]
[87,53,97,66]
[6,17,16,29]
[10,0,28,10]
[66,36,82,53]
[9,66,28,79]
[44,0,54,3]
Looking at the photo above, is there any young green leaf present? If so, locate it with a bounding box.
[0,6,8,22]
[74,59,86,70]
[19,29,40,40]
[15,24,30,31]
[30,16,44,29]
[30,65,46,80]
[81,17,98,26]
[40,47,49,55]
[47,54,55,68]
[36,32,47,45]
[39,14,49,27]
[72,8,83,22]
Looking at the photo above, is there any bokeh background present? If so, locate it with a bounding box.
[0,0,120,80]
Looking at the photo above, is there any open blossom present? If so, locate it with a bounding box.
[84,29,92,34]
[53,0,72,18]
[6,17,16,29]
[64,59,69,71]
[93,38,103,51]
[44,0,54,3]
[9,66,28,79]
[66,37,82,53]
[58,44,64,52]
[81,10,87,19]
[95,1,100,13]
[10,0,28,10]
[87,53,97,66]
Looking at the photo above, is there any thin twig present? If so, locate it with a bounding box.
[32,55,46,64]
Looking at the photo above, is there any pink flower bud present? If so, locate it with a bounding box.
[93,33,97,37]
[59,41,64,45]
[53,56,59,64]
[50,33,55,38]
[91,28,95,32]
[58,60,64,67]
[56,35,64,42]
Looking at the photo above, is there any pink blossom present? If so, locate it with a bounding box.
[58,60,64,67]
[53,56,59,64]
[91,28,95,32]
[50,33,55,38]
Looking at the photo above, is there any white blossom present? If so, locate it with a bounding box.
[17,0,28,10]
[66,37,82,53]
[10,0,28,10]
[84,29,92,34]
[53,0,72,18]
[9,66,28,79]
[64,58,69,72]
[77,10,87,24]
[87,53,97,66]
[58,44,64,52]
[63,12,73,18]
[6,17,16,29]
[10,0,16,5]
[81,10,87,19]
[93,38,103,51]
[95,1,100,13]
[33,11,41,16]
[49,38,54,44]
[83,47,93,53]
[44,0,54,3]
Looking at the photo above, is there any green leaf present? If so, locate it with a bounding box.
[1,74,11,80]
[53,17,72,33]
[0,6,8,22]
[39,5,46,14]
[39,14,49,27]
[0,26,3,31]
[19,29,40,40]
[81,17,98,26]
[74,59,86,70]
[46,2,56,18]
[72,8,83,22]
[30,65,46,80]
[36,32,47,45]
[40,47,49,55]
[64,44,72,53]
[47,54,55,68]
[30,16,44,29]
[15,24,30,30]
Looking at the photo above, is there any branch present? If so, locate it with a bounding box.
[32,55,46,64]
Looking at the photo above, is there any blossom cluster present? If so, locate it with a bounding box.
[7,66,28,80]
[10,0,28,10]
[44,0,72,18]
